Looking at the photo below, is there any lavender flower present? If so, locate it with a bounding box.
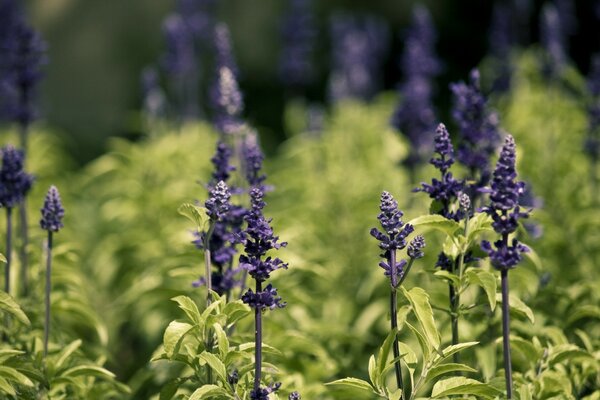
[371,191,424,394]
[0,145,33,208]
[450,69,502,188]
[488,3,514,92]
[414,123,464,220]
[40,186,64,232]
[211,24,245,135]
[140,66,166,120]
[204,180,231,221]
[481,135,529,270]
[288,392,301,400]
[328,14,389,101]
[280,0,315,91]
[239,188,287,283]
[391,6,440,166]
[210,141,236,184]
[162,13,195,78]
[241,283,285,310]
[242,132,267,190]
[370,191,417,288]
[540,3,566,78]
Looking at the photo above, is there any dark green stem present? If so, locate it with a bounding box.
[389,249,404,397]
[44,232,52,356]
[254,280,263,392]
[203,221,216,384]
[390,288,403,398]
[501,268,513,399]
[449,281,459,362]
[5,208,12,294]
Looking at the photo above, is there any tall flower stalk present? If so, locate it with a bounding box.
[391,5,440,170]
[414,123,465,356]
[239,186,287,397]
[370,191,425,399]
[2,14,45,295]
[39,185,64,356]
[0,145,33,295]
[450,69,501,199]
[481,135,530,399]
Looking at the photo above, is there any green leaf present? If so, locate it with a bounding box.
[466,270,497,311]
[566,305,600,326]
[222,301,251,325]
[518,384,533,400]
[188,384,232,399]
[163,320,195,358]
[62,365,116,379]
[0,291,30,326]
[496,293,535,323]
[326,378,376,394]
[401,287,440,351]
[405,321,430,360]
[438,342,479,362]
[0,350,24,364]
[178,203,210,231]
[431,377,502,398]
[171,296,202,325]
[0,366,34,386]
[407,214,461,237]
[376,329,397,379]
[547,344,594,366]
[368,355,378,390]
[388,388,402,400]
[0,377,15,395]
[54,339,82,370]
[425,363,478,383]
[0,253,6,263]
[198,352,227,382]
[466,213,494,243]
[433,270,460,286]
[213,324,229,359]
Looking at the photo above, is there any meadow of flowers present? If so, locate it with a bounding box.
[0,0,599,399]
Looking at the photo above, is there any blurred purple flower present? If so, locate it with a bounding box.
[280,0,316,91]
[328,14,389,101]
[40,185,64,232]
[0,145,34,208]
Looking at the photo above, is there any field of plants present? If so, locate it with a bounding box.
[0,0,599,399]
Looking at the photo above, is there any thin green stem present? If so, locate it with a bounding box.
[44,232,53,356]
[19,119,29,296]
[450,211,469,364]
[389,248,404,398]
[254,280,263,392]
[203,221,216,384]
[501,268,513,399]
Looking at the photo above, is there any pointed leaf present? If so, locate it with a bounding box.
[425,363,478,383]
[198,351,227,382]
[438,342,479,362]
[0,291,30,326]
[496,293,535,323]
[401,287,440,351]
[0,366,34,386]
[0,377,15,395]
[188,384,232,399]
[178,203,210,231]
[326,378,376,394]
[164,321,195,358]
[407,215,461,237]
[54,339,83,370]
[171,296,202,325]
[62,365,115,379]
[213,324,229,359]
[431,377,502,398]
[466,270,497,311]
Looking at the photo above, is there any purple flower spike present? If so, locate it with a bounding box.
[241,283,286,311]
[289,392,301,400]
[450,69,501,187]
[280,0,315,90]
[0,145,33,208]
[540,3,566,78]
[210,141,236,185]
[328,14,389,101]
[205,180,231,221]
[414,123,465,220]
[371,191,420,287]
[481,135,530,270]
[40,185,64,232]
[408,235,426,259]
[242,132,267,190]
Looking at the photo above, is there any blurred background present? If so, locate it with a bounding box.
[21,0,600,164]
